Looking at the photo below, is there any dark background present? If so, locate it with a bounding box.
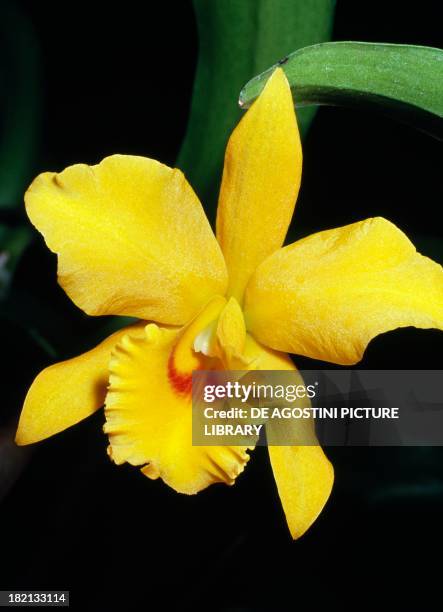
[1,1,442,610]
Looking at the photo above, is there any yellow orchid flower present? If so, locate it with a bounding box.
[15,68,443,539]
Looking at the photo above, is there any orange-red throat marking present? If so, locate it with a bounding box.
[167,349,193,396]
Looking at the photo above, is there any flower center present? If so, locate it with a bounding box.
[167,296,227,396]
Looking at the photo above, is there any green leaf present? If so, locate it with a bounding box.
[0,0,41,210]
[177,0,336,207]
[239,42,443,139]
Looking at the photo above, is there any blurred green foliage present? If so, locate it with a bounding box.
[177,0,336,208]
[0,0,41,211]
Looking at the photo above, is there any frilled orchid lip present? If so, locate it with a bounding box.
[104,297,255,495]
[15,68,443,539]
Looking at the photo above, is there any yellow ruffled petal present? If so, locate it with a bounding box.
[104,298,252,495]
[15,322,146,445]
[25,155,227,324]
[216,68,302,304]
[268,446,334,539]
[244,217,443,365]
